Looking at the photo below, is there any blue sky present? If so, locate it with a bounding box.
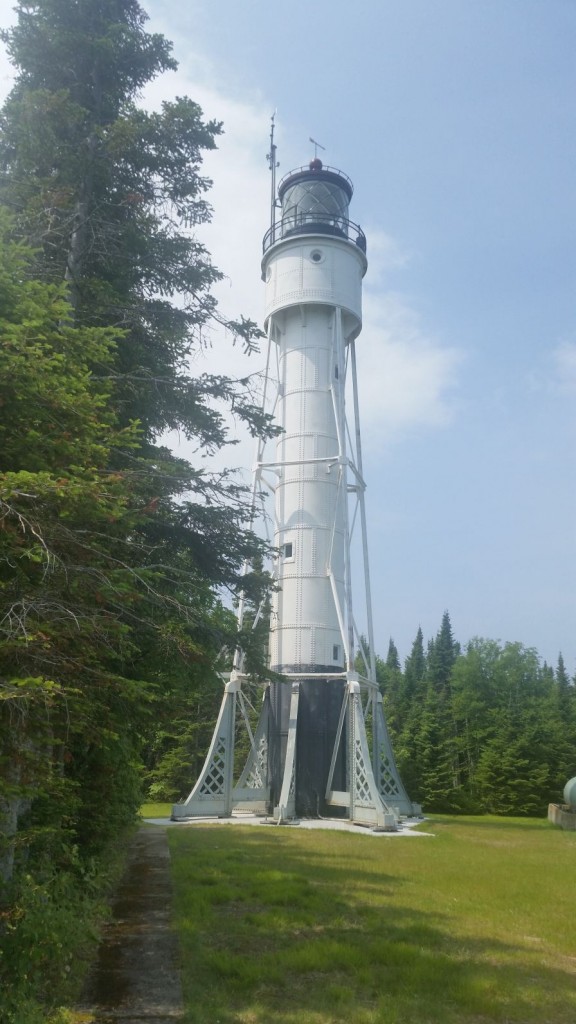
[0,0,574,669]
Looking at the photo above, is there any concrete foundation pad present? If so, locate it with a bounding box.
[147,814,433,837]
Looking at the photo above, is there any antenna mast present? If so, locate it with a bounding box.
[267,113,279,231]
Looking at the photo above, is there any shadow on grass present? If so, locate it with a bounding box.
[168,825,576,1024]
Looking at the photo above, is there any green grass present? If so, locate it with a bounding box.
[140,801,172,818]
[167,815,576,1024]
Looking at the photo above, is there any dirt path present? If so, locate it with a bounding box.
[75,826,184,1023]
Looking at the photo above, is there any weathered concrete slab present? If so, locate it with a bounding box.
[74,826,183,1022]
[548,803,576,830]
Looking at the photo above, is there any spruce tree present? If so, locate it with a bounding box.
[375,639,403,736]
[555,654,573,715]
[0,222,145,877]
[403,626,426,702]
[0,0,268,438]
[388,627,426,798]
[428,610,459,694]
[0,0,274,644]
[0,1,274,882]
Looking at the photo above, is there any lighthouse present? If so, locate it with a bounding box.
[172,135,417,829]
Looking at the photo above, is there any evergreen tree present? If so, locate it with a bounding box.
[0,0,274,886]
[376,638,403,735]
[390,627,427,802]
[450,638,502,804]
[549,653,576,790]
[394,626,426,744]
[410,681,460,811]
[555,654,573,717]
[372,620,573,815]
[452,640,567,814]
[0,223,145,878]
[386,638,401,671]
[0,0,269,439]
[403,626,426,701]
[428,610,459,694]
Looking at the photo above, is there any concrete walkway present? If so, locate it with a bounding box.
[75,826,183,1023]
[72,815,430,1022]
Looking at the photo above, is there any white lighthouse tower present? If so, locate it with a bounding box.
[173,133,417,829]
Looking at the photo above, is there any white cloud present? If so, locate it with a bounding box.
[146,73,464,460]
[553,340,576,394]
[140,71,272,476]
[141,34,464,451]
[357,290,463,447]
[526,339,576,399]
[362,225,412,275]
[0,10,463,463]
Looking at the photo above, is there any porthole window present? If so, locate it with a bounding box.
[309,249,324,264]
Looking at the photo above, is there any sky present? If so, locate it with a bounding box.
[0,0,574,670]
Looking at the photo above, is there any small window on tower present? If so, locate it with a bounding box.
[283,542,293,559]
[333,644,341,662]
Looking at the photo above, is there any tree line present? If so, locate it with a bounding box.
[0,2,272,1018]
[376,612,575,817]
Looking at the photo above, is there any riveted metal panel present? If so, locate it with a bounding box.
[270,290,346,674]
[263,238,365,328]
[174,163,416,826]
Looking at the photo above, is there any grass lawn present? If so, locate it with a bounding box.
[164,815,576,1024]
[140,801,172,818]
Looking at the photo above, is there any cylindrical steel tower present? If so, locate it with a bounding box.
[262,161,367,815]
[172,152,417,829]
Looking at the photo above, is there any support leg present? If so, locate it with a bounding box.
[373,694,421,816]
[274,683,300,822]
[325,674,398,829]
[172,678,239,819]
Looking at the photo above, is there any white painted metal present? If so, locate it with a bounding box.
[263,235,365,675]
[263,236,364,326]
[172,157,418,827]
[172,675,239,819]
[274,682,300,822]
[232,690,271,813]
[349,338,377,683]
[172,675,271,819]
[372,693,417,816]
